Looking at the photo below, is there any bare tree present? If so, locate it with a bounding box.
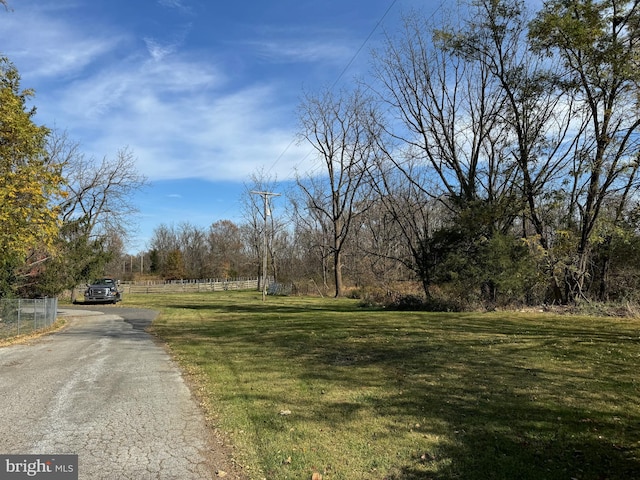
[296,86,381,297]
[368,7,525,301]
[208,220,246,279]
[371,10,514,217]
[103,229,126,277]
[347,195,417,291]
[367,154,444,296]
[149,223,180,276]
[368,1,587,304]
[178,222,208,279]
[289,193,333,292]
[60,146,148,239]
[29,132,147,295]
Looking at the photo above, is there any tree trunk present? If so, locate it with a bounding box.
[334,249,343,297]
[565,249,590,304]
[597,236,612,301]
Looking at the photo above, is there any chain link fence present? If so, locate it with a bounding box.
[0,298,59,339]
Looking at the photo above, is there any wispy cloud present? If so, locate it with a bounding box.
[37,45,307,182]
[251,39,354,64]
[144,38,178,62]
[2,1,320,184]
[144,22,192,62]
[76,79,308,182]
[2,7,125,79]
[158,0,191,13]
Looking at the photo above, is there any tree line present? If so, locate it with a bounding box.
[3,0,640,310]
[290,0,640,308]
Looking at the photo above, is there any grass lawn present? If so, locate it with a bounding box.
[125,291,640,480]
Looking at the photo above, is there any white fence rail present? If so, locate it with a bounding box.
[69,278,264,301]
[0,298,59,339]
[120,278,260,294]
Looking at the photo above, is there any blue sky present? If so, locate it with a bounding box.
[1,0,428,252]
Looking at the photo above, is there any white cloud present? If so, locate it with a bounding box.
[1,5,125,80]
[37,46,306,182]
[77,79,308,182]
[250,38,354,64]
[238,23,358,66]
[3,1,321,185]
[157,0,191,13]
[144,22,192,62]
[144,38,177,62]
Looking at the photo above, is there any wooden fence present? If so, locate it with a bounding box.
[121,278,260,294]
[70,278,260,299]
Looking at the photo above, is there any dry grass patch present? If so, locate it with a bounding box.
[0,318,67,347]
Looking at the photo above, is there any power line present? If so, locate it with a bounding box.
[331,0,399,90]
[266,0,400,176]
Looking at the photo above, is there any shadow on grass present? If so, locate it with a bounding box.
[154,300,640,479]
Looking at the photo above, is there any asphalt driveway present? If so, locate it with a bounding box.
[0,306,242,479]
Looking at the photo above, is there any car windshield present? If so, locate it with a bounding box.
[92,279,114,285]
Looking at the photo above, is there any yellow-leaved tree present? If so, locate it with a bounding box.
[0,57,65,296]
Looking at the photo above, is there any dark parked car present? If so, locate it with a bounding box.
[83,278,122,304]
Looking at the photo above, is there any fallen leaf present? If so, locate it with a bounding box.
[279,409,292,416]
[216,470,227,478]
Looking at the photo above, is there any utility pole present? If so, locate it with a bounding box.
[251,191,280,301]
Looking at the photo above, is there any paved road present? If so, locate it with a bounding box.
[0,306,238,479]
